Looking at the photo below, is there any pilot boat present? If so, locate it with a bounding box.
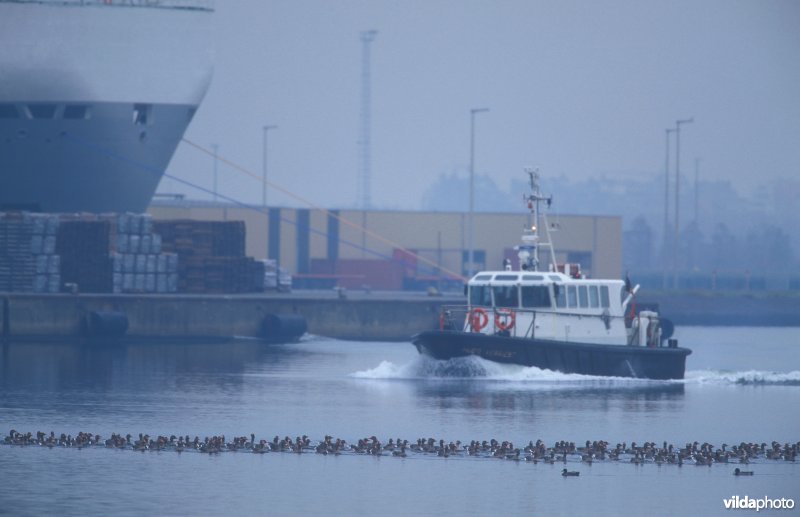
[412,169,691,380]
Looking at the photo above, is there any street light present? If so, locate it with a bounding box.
[674,117,693,289]
[262,125,278,207]
[468,107,489,278]
[662,128,675,289]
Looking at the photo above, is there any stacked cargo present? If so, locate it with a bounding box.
[0,213,61,293]
[154,220,265,293]
[111,213,178,294]
[0,212,179,294]
[30,213,61,293]
[0,213,35,292]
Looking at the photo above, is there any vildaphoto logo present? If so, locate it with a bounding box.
[723,495,795,511]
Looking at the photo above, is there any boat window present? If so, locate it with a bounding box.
[494,274,518,281]
[554,284,566,308]
[549,275,561,281]
[567,286,577,308]
[589,285,599,308]
[600,286,610,308]
[578,285,588,308]
[522,285,551,308]
[522,274,544,281]
[469,285,492,307]
[493,285,519,308]
[63,105,89,120]
[28,104,57,119]
[474,274,492,281]
[0,104,19,118]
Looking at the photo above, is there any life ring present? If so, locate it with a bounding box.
[494,309,516,331]
[470,308,489,332]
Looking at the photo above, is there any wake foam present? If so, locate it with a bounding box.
[685,369,800,386]
[350,355,658,384]
[351,356,800,387]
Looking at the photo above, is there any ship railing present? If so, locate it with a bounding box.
[437,304,666,347]
[2,0,214,11]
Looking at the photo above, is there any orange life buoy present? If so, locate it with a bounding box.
[494,309,516,332]
[470,308,489,332]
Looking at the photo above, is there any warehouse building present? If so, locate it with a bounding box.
[149,201,622,291]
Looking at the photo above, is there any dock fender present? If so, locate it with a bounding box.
[260,313,308,343]
[83,311,129,338]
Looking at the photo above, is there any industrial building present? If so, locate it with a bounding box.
[148,201,622,291]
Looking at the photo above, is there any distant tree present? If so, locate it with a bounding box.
[421,173,516,212]
[711,223,739,271]
[744,224,794,273]
[623,216,653,272]
[682,221,706,271]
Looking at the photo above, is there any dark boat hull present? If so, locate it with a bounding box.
[412,330,691,380]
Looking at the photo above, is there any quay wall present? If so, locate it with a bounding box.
[638,292,800,327]
[1,291,798,343]
[0,293,450,342]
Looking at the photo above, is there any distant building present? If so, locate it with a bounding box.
[149,201,622,290]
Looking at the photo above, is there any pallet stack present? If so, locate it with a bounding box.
[154,220,264,293]
[0,213,35,292]
[111,213,178,294]
[0,213,61,293]
[29,213,62,293]
[1,212,180,294]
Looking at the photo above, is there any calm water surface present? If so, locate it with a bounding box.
[1,326,798,516]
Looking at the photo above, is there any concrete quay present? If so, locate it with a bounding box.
[1,290,797,344]
[0,291,459,342]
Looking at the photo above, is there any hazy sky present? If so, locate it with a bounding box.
[162,0,800,211]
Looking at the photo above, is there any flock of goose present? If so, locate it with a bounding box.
[4,430,797,476]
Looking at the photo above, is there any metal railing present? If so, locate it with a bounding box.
[1,0,214,11]
[437,304,655,343]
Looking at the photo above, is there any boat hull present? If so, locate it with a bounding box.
[412,330,691,380]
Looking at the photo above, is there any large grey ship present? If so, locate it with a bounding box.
[0,0,214,213]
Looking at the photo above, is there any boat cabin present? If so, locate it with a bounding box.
[464,270,632,345]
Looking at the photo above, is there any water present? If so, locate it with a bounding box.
[1,327,798,516]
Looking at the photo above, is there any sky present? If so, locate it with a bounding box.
[161,0,800,212]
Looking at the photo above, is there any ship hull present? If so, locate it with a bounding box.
[412,330,691,380]
[0,102,196,213]
[0,1,213,213]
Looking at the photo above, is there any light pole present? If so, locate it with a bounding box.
[694,157,701,225]
[662,128,675,289]
[468,107,489,278]
[674,117,693,289]
[211,143,219,202]
[262,125,277,207]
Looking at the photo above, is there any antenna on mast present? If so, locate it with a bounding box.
[515,167,556,271]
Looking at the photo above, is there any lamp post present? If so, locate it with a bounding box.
[662,128,675,289]
[468,107,489,278]
[674,117,693,289]
[262,125,278,207]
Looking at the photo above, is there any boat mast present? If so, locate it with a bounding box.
[517,168,557,272]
